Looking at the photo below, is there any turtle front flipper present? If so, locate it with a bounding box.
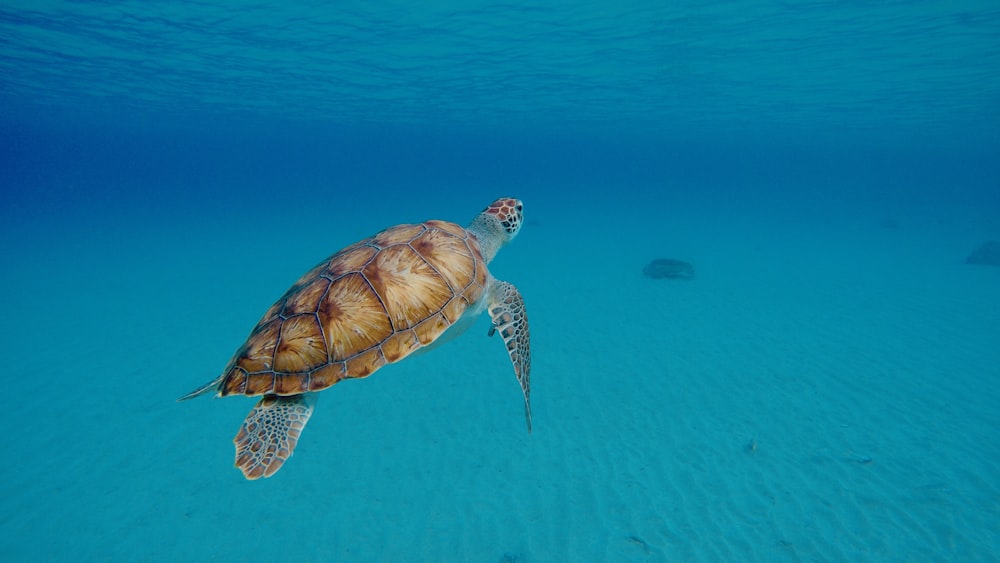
[234,393,318,479]
[487,280,532,433]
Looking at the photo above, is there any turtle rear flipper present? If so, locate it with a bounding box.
[234,393,318,479]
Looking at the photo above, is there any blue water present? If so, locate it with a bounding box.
[2,2,999,561]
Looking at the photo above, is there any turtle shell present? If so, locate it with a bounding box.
[217,219,488,397]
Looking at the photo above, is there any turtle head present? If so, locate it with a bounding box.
[468,197,523,262]
[484,197,524,239]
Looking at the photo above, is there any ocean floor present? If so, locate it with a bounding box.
[0,191,997,561]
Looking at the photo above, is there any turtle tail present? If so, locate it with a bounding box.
[177,375,225,401]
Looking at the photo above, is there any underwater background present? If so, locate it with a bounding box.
[1,1,998,561]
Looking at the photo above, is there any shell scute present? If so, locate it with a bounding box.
[222,366,249,395]
[291,259,333,289]
[424,219,467,238]
[344,347,387,379]
[237,318,281,373]
[461,282,485,307]
[364,244,453,330]
[319,273,393,361]
[373,223,426,247]
[281,277,331,316]
[273,314,327,373]
[275,373,311,395]
[409,228,474,290]
[245,372,275,395]
[413,313,451,345]
[380,330,421,363]
[441,296,468,324]
[325,244,377,279]
[309,363,345,390]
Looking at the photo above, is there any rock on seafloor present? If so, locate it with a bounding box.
[643,258,695,280]
[965,240,1000,266]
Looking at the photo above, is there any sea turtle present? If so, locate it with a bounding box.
[179,197,531,479]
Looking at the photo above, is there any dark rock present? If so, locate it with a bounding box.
[966,240,1000,266]
[643,258,694,280]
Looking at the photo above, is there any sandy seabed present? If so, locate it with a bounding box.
[1,197,997,562]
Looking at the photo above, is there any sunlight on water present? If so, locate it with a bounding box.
[1,1,998,137]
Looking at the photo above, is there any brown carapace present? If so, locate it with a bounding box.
[217,219,488,398]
